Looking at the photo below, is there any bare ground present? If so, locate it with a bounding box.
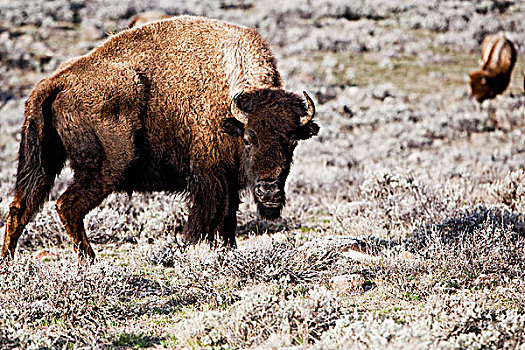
[1,0,525,349]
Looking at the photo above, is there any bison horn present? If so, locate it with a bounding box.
[301,91,315,126]
[230,91,249,125]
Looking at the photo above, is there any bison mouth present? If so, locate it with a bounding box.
[252,179,285,220]
[256,201,283,220]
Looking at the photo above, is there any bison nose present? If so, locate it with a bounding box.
[255,180,283,203]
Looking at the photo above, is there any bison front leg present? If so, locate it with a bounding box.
[213,180,239,247]
[184,174,239,247]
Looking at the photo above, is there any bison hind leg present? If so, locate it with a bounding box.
[2,173,60,259]
[55,174,112,262]
[2,114,65,259]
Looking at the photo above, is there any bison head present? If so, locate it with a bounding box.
[469,70,496,103]
[221,89,319,220]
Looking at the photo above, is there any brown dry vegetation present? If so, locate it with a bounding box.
[1,0,525,349]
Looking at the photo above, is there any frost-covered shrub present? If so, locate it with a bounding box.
[489,169,525,212]
[358,169,455,237]
[177,286,340,348]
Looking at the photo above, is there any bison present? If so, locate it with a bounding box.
[1,16,319,262]
[469,32,517,103]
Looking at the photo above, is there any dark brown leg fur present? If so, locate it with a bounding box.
[183,173,238,247]
[2,174,56,259]
[214,183,239,248]
[2,197,29,259]
[55,176,110,262]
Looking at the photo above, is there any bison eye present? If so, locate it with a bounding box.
[243,129,257,147]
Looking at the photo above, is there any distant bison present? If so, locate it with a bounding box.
[127,11,171,28]
[469,32,517,103]
[1,16,319,261]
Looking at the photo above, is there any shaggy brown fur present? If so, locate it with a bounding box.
[127,11,171,28]
[1,16,319,262]
[469,32,517,103]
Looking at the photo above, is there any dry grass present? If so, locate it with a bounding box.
[1,210,524,348]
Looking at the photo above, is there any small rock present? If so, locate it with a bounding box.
[34,250,58,260]
[331,274,366,293]
[398,251,415,260]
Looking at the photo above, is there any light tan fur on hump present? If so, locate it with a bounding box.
[482,32,514,71]
[219,28,282,99]
[481,33,500,66]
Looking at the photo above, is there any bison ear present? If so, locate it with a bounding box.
[296,121,320,140]
[221,118,245,137]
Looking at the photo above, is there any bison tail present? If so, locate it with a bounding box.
[14,81,66,216]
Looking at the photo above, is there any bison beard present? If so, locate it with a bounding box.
[257,203,283,220]
[1,16,319,262]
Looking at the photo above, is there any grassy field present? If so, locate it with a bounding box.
[1,0,525,348]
